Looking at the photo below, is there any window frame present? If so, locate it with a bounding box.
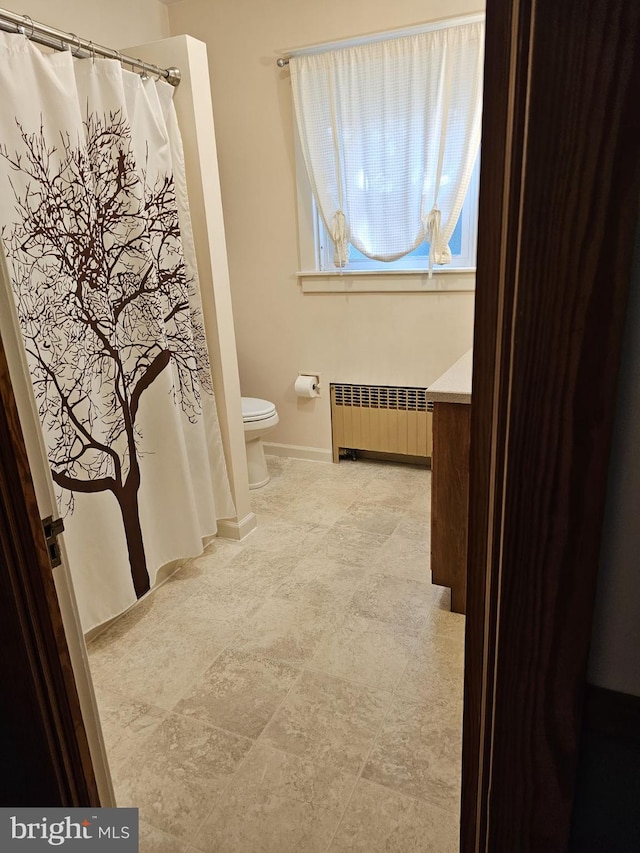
[295,129,478,293]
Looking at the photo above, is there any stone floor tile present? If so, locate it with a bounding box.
[311,526,389,569]
[357,478,424,508]
[285,492,356,527]
[276,458,330,484]
[175,649,300,738]
[203,547,302,597]
[171,586,264,629]
[335,502,406,536]
[99,614,232,710]
[309,614,418,692]
[392,510,431,541]
[348,573,432,632]
[261,670,391,775]
[96,690,166,754]
[299,478,369,503]
[423,605,466,643]
[272,556,368,609]
[362,695,463,811]
[431,585,453,611]
[244,516,330,556]
[373,534,432,583]
[139,820,191,853]
[408,488,431,519]
[328,778,458,852]
[194,744,357,853]
[116,713,252,843]
[232,598,340,664]
[398,632,465,706]
[177,549,246,593]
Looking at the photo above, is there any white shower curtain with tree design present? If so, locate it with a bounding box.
[0,33,235,631]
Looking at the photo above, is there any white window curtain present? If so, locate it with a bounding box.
[290,21,485,270]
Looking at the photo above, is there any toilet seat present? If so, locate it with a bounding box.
[243,411,279,433]
[242,397,277,423]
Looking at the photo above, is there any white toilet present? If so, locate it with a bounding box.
[242,397,279,489]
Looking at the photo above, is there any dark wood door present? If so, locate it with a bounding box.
[462,0,640,850]
[0,331,98,806]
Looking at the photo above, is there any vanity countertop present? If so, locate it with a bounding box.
[426,349,473,404]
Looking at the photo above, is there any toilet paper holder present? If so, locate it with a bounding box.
[296,372,321,397]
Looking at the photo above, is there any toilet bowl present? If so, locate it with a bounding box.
[242,397,279,489]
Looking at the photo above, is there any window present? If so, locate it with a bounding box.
[313,155,480,273]
[290,16,485,287]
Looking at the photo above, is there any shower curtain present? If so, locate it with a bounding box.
[0,33,235,631]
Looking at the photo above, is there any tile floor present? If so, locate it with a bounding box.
[88,455,465,852]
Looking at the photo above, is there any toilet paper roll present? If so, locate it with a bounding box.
[295,375,318,398]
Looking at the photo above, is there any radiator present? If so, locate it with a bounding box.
[330,383,433,463]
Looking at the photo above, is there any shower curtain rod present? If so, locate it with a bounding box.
[0,7,180,86]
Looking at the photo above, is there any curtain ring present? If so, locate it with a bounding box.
[67,33,82,57]
[138,59,149,81]
[88,41,96,64]
[21,15,35,39]
[109,47,123,71]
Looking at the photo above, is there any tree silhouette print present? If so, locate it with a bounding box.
[0,111,211,598]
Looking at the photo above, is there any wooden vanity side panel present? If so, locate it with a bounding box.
[431,401,471,613]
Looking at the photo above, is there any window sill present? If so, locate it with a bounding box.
[297,269,476,293]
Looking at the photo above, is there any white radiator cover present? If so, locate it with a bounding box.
[330,383,433,463]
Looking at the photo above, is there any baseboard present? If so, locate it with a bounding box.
[217,512,257,541]
[263,442,333,464]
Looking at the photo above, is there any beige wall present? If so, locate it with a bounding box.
[169,0,481,452]
[0,0,169,48]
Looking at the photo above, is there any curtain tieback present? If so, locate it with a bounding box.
[332,210,349,269]
[423,206,441,278]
